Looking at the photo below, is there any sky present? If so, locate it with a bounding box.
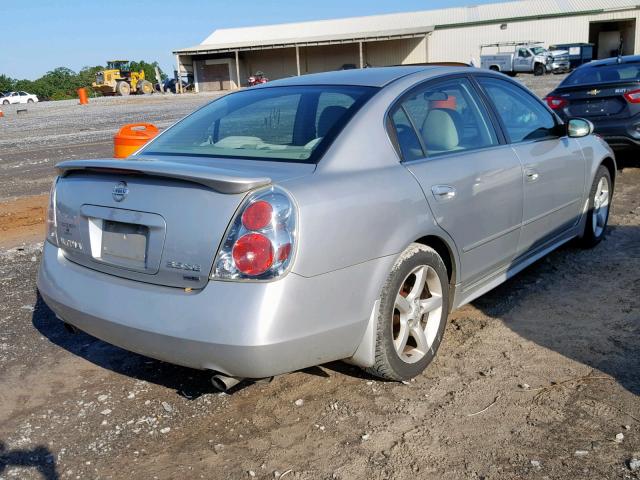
[1,0,509,80]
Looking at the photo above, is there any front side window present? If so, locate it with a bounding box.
[144,85,376,163]
[478,77,557,143]
[391,77,498,158]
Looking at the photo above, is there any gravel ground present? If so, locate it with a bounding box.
[1,74,639,480]
[0,92,222,202]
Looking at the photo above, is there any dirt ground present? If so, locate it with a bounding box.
[0,77,639,480]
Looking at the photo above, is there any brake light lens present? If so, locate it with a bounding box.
[241,200,273,230]
[545,95,568,110]
[211,186,297,280]
[624,89,640,103]
[232,233,274,276]
[46,177,59,246]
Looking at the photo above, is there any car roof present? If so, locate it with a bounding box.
[583,55,640,68]
[261,66,471,88]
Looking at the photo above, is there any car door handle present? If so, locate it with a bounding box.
[525,169,539,182]
[431,185,456,201]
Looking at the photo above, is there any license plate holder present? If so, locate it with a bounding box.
[101,220,148,268]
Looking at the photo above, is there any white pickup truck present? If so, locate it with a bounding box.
[480,41,570,76]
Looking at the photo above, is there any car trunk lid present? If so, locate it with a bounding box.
[54,157,314,289]
[556,82,638,118]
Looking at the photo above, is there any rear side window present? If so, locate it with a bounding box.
[478,77,556,143]
[145,85,376,163]
[391,77,498,158]
[389,108,424,161]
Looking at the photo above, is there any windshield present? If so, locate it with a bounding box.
[561,63,640,86]
[144,85,377,163]
[530,47,546,55]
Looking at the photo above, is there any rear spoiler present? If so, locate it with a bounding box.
[56,159,271,194]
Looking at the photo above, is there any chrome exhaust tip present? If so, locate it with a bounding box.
[211,373,243,392]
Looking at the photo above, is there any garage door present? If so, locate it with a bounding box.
[198,63,231,91]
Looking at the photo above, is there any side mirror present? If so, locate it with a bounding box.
[567,118,594,138]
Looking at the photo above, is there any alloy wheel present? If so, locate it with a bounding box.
[592,176,610,237]
[392,265,443,364]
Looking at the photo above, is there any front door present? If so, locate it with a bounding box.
[514,48,532,72]
[390,77,524,286]
[477,76,586,256]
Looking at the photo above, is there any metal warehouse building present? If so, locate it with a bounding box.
[173,0,640,92]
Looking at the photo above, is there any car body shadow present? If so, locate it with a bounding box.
[31,293,220,399]
[0,441,59,480]
[471,224,639,396]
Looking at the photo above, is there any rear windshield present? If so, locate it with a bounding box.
[561,63,640,86]
[144,85,377,163]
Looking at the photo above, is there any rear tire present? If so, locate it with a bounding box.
[489,65,500,72]
[365,244,449,381]
[116,81,131,96]
[27,98,34,103]
[2,100,8,105]
[534,63,545,76]
[579,165,612,248]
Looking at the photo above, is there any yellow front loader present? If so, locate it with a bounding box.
[92,60,153,96]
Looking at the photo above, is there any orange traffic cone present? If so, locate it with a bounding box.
[0,110,4,118]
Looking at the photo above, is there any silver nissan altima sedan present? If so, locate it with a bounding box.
[38,66,615,387]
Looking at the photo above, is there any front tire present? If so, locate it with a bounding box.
[138,80,153,95]
[27,98,34,103]
[365,244,449,381]
[116,81,131,96]
[579,165,612,248]
[534,63,545,76]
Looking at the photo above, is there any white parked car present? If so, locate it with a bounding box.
[1,91,39,105]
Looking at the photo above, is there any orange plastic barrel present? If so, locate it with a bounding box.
[430,96,457,110]
[113,123,159,158]
[77,87,89,105]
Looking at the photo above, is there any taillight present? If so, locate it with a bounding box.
[46,177,59,246]
[545,95,568,110]
[232,233,274,276]
[241,200,273,230]
[211,186,296,280]
[624,89,640,103]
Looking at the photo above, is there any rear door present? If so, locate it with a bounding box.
[476,76,586,256]
[389,76,523,285]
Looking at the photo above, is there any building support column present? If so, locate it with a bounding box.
[295,45,301,76]
[235,50,241,89]
[359,41,364,68]
[175,55,183,94]
[192,60,199,93]
[424,33,430,63]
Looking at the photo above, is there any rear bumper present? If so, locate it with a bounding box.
[37,242,394,378]
[593,116,640,149]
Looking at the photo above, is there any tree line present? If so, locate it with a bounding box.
[0,61,167,101]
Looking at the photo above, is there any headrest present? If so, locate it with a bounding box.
[422,109,460,152]
[317,106,348,138]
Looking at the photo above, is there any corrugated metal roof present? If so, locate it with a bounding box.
[175,0,639,54]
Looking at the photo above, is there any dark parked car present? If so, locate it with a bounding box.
[549,43,594,69]
[545,55,640,149]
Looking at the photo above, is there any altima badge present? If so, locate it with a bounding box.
[587,89,601,96]
[112,181,129,202]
